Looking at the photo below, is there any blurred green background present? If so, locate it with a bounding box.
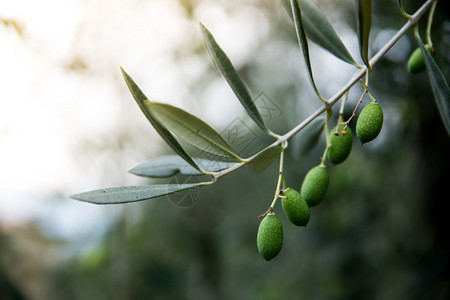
[1,0,449,299]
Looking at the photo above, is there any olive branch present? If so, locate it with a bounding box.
[70,0,447,208]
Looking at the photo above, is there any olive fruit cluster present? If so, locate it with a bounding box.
[257,100,384,261]
[257,188,310,261]
[257,168,328,261]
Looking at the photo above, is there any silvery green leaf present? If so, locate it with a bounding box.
[70,183,207,205]
[120,67,203,173]
[289,0,324,101]
[149,102,241,160]
[252,146,284,172]
[297,116,325,154]
[129,155,238,177]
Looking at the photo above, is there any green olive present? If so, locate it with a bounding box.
[356,102,383,144]
[300,165,329,207]
[282,188,310,226]
[328,123,353,164]
[407,44,433,74]
[257,212,283,261]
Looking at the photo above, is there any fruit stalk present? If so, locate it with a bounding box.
[426,0,437,47]
[320,109,332,166]
[259,145,287,218]
[337,91,349,129]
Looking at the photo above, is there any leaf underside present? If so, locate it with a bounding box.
[120,67,203,173]
[70,183,206,205]
[129,155,238,178]
[252,146,284,172]
[297,116,326,155]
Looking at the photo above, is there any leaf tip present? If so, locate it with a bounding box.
[68,193,85,203]
[199,21,209,36]
[120,67,130,84]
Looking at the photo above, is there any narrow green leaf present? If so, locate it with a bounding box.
[417,39,450,135]
[120,67,203,172]
[149,102,241,160]
[297,116,325,155]
[356,0,372,69]
[129,155,238,178]
[282,0,358,66]
[289,0,325,101]
[70,183,206,205]
[252,146,284,172]
[200,22,269,132]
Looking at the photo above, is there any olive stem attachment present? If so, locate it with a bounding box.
[426,0,437,48]
[344,86,367,130]
[364,69,370,88]
[366,90,377,103]
[336,91,350,133]
[259,144,287,219]
[321,109,332,166]
[359,77,377,103]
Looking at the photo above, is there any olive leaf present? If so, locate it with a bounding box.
[417,38,450,135]
[70,183,207,205]
[129,155,238,178]
[282,0,358,66]
[120,67,203,173]
[356,0,372,69]
[149,102,242,160]
[297,116,325,155]
[252,146,284,172]
[289,0,325,101]
[200,22,269,133]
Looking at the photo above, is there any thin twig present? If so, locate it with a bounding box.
[345,87,367,129]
